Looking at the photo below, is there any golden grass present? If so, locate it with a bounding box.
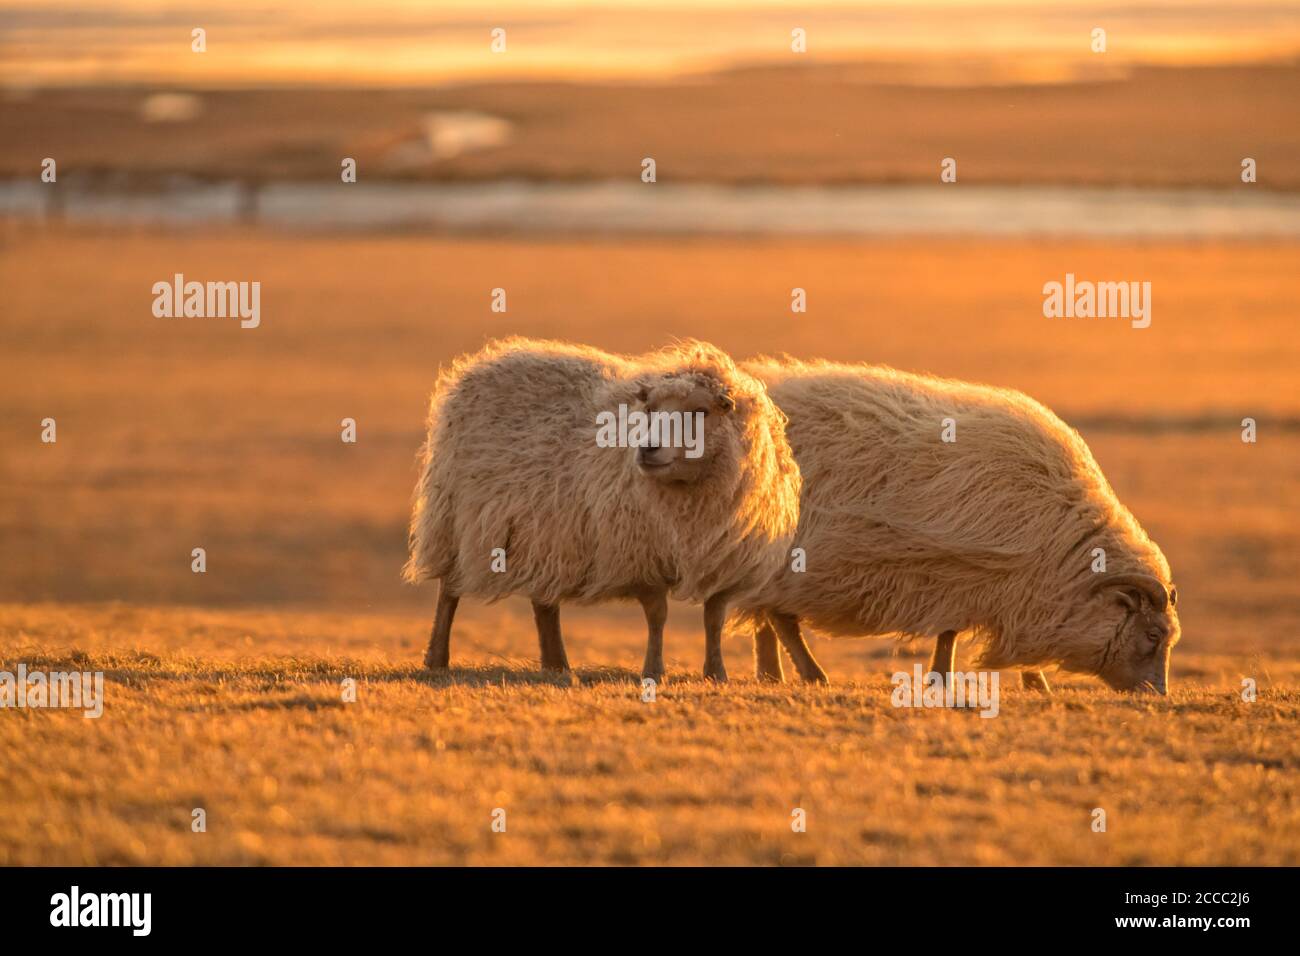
[3,603,1298,866]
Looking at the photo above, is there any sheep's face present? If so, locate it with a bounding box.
[1070,581,1180,694]
[634,378,736,484]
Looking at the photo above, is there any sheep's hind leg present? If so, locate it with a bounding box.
[929,630,958,686]
[702,593,729,682]
[754,616,785,682]
[1021,670,1052,693]
[637,588,668,684]
[532,600,570,672]
[423,584,459,670]
[771,613,829,684]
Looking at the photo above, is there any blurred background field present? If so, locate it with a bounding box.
[5,62,1300,188]
[2,229,1297,658]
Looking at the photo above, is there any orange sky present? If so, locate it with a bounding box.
[3,1,1300,87]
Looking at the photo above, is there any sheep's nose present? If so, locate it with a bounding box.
[637,447,670,468]
[1138,677,1168,696]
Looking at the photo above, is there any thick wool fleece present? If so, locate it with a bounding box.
[739,357,1172,669]
[404,338,800,608]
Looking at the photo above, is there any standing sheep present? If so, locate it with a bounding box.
[403,338,801,682]
[740,358,1181,694]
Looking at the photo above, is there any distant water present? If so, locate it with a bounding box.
[3,180,1299,238]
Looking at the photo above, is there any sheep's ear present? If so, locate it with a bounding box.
[1114,588,1140,612]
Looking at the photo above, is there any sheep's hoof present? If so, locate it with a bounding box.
[703,664,728,683]
[803,669,830,685]
[641,671,666,687]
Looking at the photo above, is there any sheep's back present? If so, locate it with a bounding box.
[744,358,1155,636]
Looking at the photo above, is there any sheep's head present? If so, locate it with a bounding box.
[632,372,737,485]
[1065,572,1180,694]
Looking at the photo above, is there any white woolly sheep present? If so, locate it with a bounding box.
[404,338,801,682]
[739,357,1181,694]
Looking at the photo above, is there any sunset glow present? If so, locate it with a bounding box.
[3,0,1299,87]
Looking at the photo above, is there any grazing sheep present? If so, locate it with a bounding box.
[403,338,801,682]
[740,358,1181,694]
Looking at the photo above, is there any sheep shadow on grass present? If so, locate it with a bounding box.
[413,663,645,689]
[8,650,711,699]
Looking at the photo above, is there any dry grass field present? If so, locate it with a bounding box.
[2,225,1298,864]
[3,603,1298,866]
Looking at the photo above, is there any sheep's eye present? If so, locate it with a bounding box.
[1169,586,1178,607]
[1145,628,1163,647]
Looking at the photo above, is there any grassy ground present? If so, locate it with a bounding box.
[3,603,1298,866]
[2,226,1297,864]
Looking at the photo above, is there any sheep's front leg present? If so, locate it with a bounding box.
[754,616,785,682]
[1021,670,1052,693]
[637,588,668,684]
[929,630,958,686]
[532,600,570,672]
[702,593,729,682]
[771,613,829,684]
[423,584,459,670]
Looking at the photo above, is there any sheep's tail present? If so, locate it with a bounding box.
[402,435,439,583]
[402,389,457,585]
